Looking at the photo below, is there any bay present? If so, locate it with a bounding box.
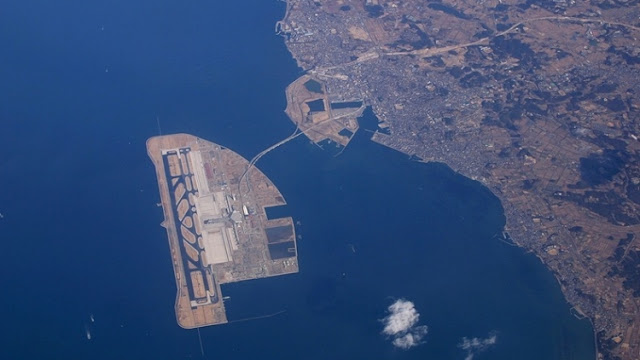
[0,1,594,359]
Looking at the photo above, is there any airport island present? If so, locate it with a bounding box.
[147,134,298,328]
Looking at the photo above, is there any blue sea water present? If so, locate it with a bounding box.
[0,1,594,359]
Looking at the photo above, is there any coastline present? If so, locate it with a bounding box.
[274,1,640,359]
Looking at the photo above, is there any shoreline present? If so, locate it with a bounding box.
[273,1,640,358]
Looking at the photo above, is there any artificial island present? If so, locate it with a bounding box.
[147,134,298,328]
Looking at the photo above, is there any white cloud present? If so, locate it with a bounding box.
[458,332,498,360]
[381,299,428,349]
[392,326,429,349]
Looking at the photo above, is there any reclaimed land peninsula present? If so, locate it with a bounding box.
[147,134,298,328]
[277,1,640,359]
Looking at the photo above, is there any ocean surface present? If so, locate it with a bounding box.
[0,1,595,359]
